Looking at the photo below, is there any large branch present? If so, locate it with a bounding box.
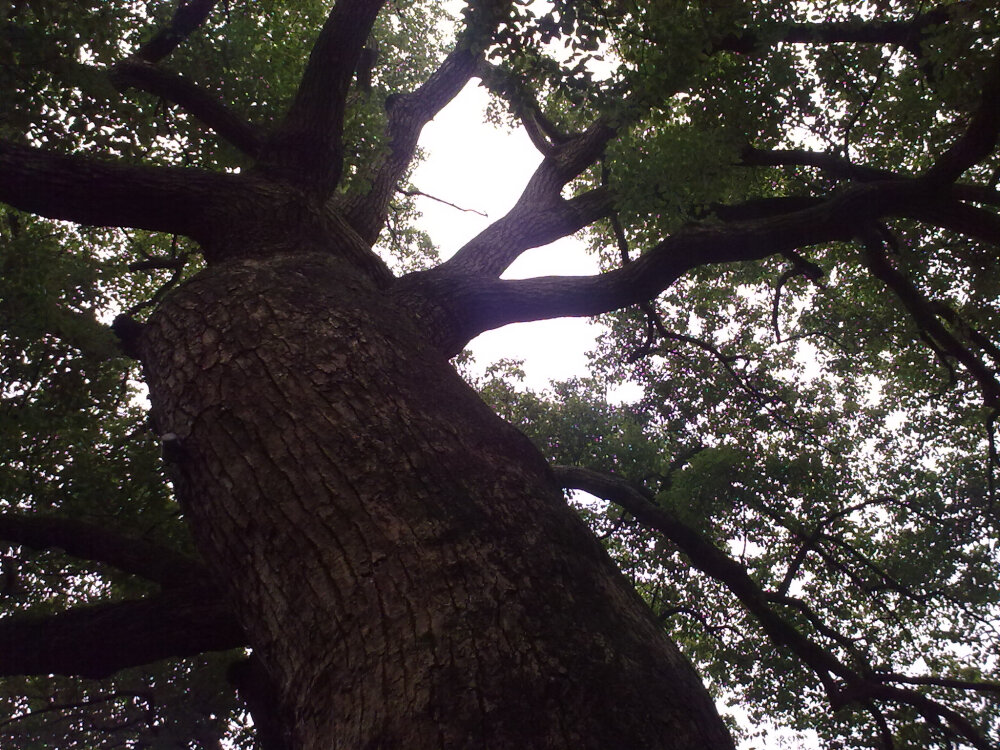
[552,466,849,684]
[438,121,616,277]
[859,233,1000,407]
[0,139,244,241]
[476,61,571,154]
[342,1,516,242]
[0,585,244,679]
[403,179,923,354]
[923,47,1000,185]
[258,0,386,193]
[742,147,1000,245]
[134,0,219,64]
[0,513,206,588]
[743,146,1000,206]
[110,61,262,157]
[342,47,480,243]
[742,146,894,182]
[717,5,960,55]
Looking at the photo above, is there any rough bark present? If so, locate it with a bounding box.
[137,246,735,749]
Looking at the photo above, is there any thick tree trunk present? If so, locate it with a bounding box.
[140,248,734,749]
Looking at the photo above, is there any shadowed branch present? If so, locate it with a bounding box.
[259,0,386,192]
[0,585,244,679]
[0,513,206,588]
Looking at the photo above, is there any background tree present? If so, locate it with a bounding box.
[1,1,998,748]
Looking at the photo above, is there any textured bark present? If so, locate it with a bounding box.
[139,247,735,749]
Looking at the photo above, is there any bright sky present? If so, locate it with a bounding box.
[410,82,604,390]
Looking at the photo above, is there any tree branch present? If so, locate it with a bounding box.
[443,184,614,279]
[437,121,616,277]
[551,465,850,685]
[553,465,996,750]
[342,1,514,243]
[397,187,487,217]
[923,47,1000,186]
[342,47,480,241]
[876,672,1000,697]
[0,585,244,679]
[402,179,924,355]
[717,6,960,55]
[133,0,219,64]
[477,61,571,155]
[258,0,386,193]
[0,139,243,241]
[742,146,1000,205]
[742,146,895,182]
[0,513,206,588]
[110,61,262,157]
[859,231,1000,408]
[742,147,1000,245]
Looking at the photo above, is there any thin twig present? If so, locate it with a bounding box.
[397,187,487,217]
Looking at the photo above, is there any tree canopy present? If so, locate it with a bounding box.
[1,0,999,748]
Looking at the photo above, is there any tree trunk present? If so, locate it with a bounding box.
[140,248,734,749]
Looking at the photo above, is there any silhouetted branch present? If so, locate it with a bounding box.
[554,465,997,750]
[341,1,517,241]
[923,47,1000,186]
[133,0,219,64]
[477,61,571,154]
[438,181,614,278]
[859,230,1000,408]
[408,178,925,355]
[0,585,244,678]
[111,61,262,157]
[717,5,963,57]
[0,139,243,242]
[260,0,386,192]
[878,672,1000,696]
[0,513,205,587]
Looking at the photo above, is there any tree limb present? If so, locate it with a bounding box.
[258,0,386,193]
[878,671,1000,696]
[342,47,480,241]
[923,47,1000,186]
[551,465,850,686]
[477,60,571,154]
[553,465,996,750]
[742,146,895,182]
[437,121,616,277]
[133,0,219,64]
[342,1,514,243]
[743,146,1000,204]
[0,139,243,241]
[110,61,263,157]
[859,231,1000,408]
[0,585,244,679]
[717,6,960,56]
[742,147,1000,244]
[403,179,923,354]
[440,185,614,279]
[0,513,206,588]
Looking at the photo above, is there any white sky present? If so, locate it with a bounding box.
[410,82,604,389]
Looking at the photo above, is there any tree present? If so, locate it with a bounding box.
[1,0,998,747]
